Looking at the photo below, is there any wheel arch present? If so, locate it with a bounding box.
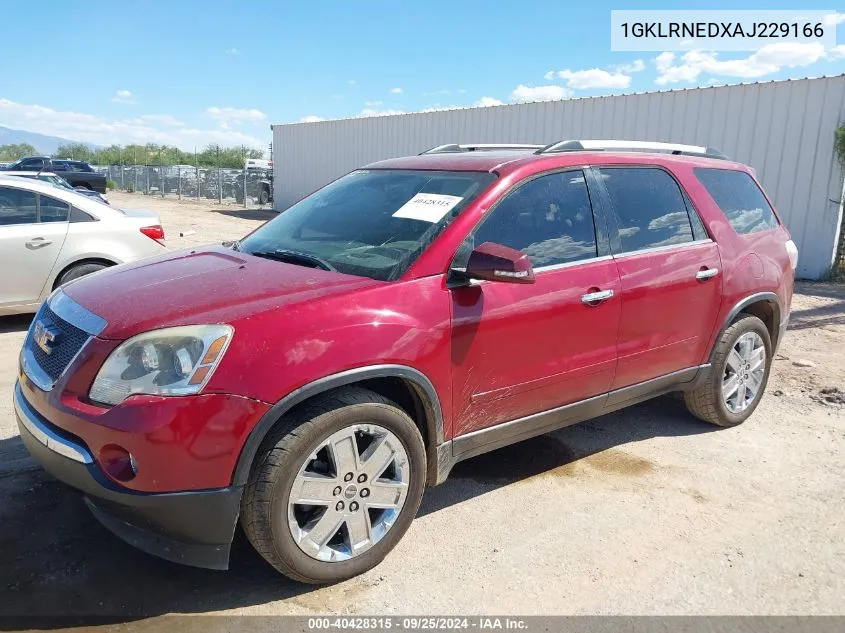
[708,292,781,363]
[231,365,445,487]
[50,257,119,291]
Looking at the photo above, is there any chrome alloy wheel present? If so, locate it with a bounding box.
[287,424,410,562]
[722,331,766,414]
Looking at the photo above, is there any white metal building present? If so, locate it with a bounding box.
[272,75,845,280]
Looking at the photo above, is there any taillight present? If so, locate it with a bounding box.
[785,239,798,271]
[140,225,165,244]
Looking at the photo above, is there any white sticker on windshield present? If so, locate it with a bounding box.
[392,193,463,223]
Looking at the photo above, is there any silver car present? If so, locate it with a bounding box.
[0,175,167,315]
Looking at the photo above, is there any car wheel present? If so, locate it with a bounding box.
[259,188,270,205]
[57,262,109,287]
[241,387,426,584]
[684,313,772,427]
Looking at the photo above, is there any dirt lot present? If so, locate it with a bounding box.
[0,191,843,623]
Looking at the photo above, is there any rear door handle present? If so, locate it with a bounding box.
[696,268,719,281]
[581,289,614,305]
[25,238,53,249]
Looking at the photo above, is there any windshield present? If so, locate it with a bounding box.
[38,175,72,189]
[239,169,496,281]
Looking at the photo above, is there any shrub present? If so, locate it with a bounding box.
[836,124,845,169]
[106,179,116,190]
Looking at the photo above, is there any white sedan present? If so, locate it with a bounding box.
[0,175,168,316]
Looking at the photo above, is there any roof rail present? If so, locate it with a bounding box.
[420,143,546,155]
[536,140,728,160]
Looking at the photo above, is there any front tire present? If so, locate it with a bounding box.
[684,314,772,427]
[241,387,426,584]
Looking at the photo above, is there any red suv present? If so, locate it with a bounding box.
[16,140,797,583]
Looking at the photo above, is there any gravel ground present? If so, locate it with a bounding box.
[0,191,843,623]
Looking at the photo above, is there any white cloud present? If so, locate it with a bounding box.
[359,108,405,117]
[615,59,646,73]
[224,47,240,55]
[823,12,845,26]
[654,43,828,85]
[205,106,266,125]
[544,59,644,89]
[136,114,182,126]
[0,97,264,150]
[111,89,135,105]
[390,87,403,94]
[510,84,572,102]
[364,100,383,107]
[299,115,324,123]
[827,45,845,60]
[552,68,633,89]
[476,96,504,107]
[348,79,356,85]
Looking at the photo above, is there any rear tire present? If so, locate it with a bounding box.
[56,262,108,287]
[258,188,270,205]
[241,387,426,584]
[684,314,772,427]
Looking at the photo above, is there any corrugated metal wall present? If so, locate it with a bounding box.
[273,76,845,279]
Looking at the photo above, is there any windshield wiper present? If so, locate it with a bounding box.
[249,248,336,272]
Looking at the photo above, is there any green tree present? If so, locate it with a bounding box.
[0,143,38,161]
[53,142,97,162]
[47,142,264,168]
[835,124,845,169]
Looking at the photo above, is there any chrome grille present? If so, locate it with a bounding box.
[25,303,90,384]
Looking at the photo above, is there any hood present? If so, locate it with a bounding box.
[62,245,381,339]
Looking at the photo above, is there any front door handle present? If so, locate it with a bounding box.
[25,238,53,249]
[581,289,614,305]
[696,267,719,281]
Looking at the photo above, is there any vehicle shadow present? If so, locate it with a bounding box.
[794,280,845,301]
[786,299,845,331]
[419,395,714,517]
[211,208,276,222]
[0,314,33,334]
[0,396,713,625]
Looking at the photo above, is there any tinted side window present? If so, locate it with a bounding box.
[694,168,778,234]
[39,194,70,222]
[0,186,38,225]
[70,206,96,223]
[473,170,598,267]
[51,161,69,172]
[19,158,44,170]
[599,167,694,252]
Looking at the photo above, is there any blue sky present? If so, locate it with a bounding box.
[1,0,843,152]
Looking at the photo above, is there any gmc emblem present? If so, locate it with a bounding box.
[33,320,61,355]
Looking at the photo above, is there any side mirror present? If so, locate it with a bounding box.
[464,241,535,284]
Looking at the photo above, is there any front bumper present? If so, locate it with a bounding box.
[15,383,242,570]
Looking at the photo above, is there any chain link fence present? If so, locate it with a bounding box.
[93,165,273,207]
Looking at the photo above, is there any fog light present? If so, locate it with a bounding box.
[99,444,137,482]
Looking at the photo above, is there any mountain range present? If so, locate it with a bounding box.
[0,125,97,155]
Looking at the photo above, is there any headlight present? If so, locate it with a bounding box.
[89,325,233,406]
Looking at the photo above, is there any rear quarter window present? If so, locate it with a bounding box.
[694,168,778,235]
